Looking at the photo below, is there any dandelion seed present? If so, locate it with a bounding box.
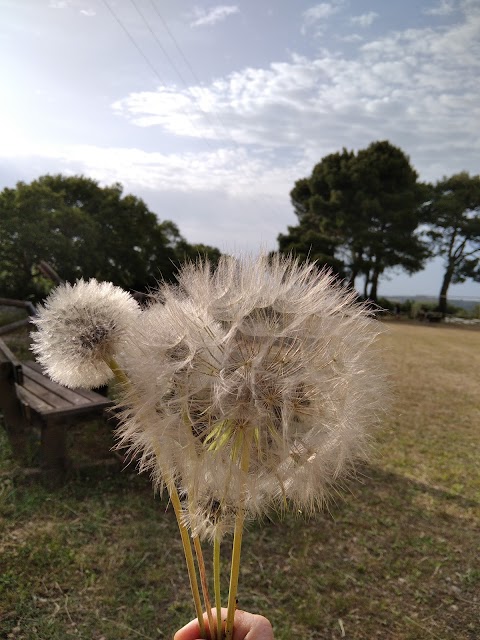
[31,279,140,389]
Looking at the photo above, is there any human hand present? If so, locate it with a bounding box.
[173,608,274,640]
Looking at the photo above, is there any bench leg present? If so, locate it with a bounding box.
[0,379,31,463]
[40,420,70,473]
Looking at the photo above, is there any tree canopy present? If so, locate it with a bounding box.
[0,175,220,300]
[278,141,430,300]
[423,172,480,314]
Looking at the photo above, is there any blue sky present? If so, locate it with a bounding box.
[1,0,479,298]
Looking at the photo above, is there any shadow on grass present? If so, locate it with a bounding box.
[0,455,479,640]
[367,465,479,509]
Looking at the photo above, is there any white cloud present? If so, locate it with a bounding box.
[113,3,480,183]
[340,33,364,43]
[350,12,379,27]
[0,138,299,200]
[301,2,343,34]
[0,140,298,251]
[189,5,239,28]
[48,0,95,15]
[423,0,456,16]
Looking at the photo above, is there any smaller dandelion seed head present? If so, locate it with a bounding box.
[31,279,140,389]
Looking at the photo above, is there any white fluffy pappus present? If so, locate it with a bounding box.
[31,279,140,389]
[116,254,387,540]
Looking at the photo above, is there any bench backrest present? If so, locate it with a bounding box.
[0,338,23,384]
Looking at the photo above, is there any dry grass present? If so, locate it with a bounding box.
[0,322,479,639]
[377,322,480,502]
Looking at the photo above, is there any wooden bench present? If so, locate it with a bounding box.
[0,338,114,472]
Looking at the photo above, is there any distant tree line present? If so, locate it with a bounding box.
[0,174,220,301]
[278,141,480,314]
[1,147,479,314]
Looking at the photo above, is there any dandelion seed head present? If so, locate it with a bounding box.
[31,279,140,388]
[117,254,386,539]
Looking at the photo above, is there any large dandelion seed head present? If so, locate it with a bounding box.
[117,254,386,539]
[31,279,140,389]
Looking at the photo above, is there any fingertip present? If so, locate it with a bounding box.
[173,618,202,640]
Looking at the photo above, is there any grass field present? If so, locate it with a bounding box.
[0,322,479,640]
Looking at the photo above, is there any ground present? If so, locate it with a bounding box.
[0,322,479,639]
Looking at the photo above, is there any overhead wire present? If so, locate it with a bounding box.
[131,0,198,100]
[130,0,245,152]
[102,0,168,86]
[144,0,285,222]
[148,0,204,87]
[103,0,221,154]
[147,0,234,135]
[102,0,284,228]
[130,0,238,146]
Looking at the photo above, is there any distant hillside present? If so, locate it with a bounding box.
[384,295,480,312]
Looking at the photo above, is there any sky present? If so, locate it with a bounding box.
[1,0,479,298]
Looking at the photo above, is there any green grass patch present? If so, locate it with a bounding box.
[1,323,479,639]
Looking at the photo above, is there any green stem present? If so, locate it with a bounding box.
[107,356,129,386]
[193,536,215,639]
[106,360,205,636]
[224,432,252,640]
[169,484,207,639]
[214,537,222,640]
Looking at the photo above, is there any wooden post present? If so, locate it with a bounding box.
[0,371,30,463]
[40,418,69,473]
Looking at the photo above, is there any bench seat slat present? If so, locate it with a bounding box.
[22,376,86,410]
[25,361,111,402]
[22,365,93,406]
[1,337,115,471]
[16,383,53,414]
[40,400,113,419]
[16,383,113,420]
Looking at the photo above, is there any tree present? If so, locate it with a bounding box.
[0,175,220,300]
[176,241,222,267]
[278,151,354,279]
[353,142,430,300]
[0,179,96,299]
[424,172,480,315]
[278,141,429,300]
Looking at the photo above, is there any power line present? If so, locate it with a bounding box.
[131,0,240,149]
[148,0,204,88]
[146,0,252,150]
[102,0,285,232]
[131,0,196,92]
[102,0,168,86]
[103,0,219,154]
[145,1,286,221]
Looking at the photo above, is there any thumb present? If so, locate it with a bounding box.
[173,608,273,640]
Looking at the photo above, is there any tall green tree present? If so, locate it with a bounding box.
[0,179,95,298]
[279,150,355,279]
[353,142,430,300]
[0,174,219,300]
[424,172,480,315]
[279,141,429,300]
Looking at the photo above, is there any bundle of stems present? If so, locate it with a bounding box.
[166,466,249,640]
[110,362,235,639]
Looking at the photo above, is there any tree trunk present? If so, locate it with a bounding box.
[363,271,370,298]
[347,268,358,291]
[369,269,380,303]
[349,248,363,292]
[438,266,454,316]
